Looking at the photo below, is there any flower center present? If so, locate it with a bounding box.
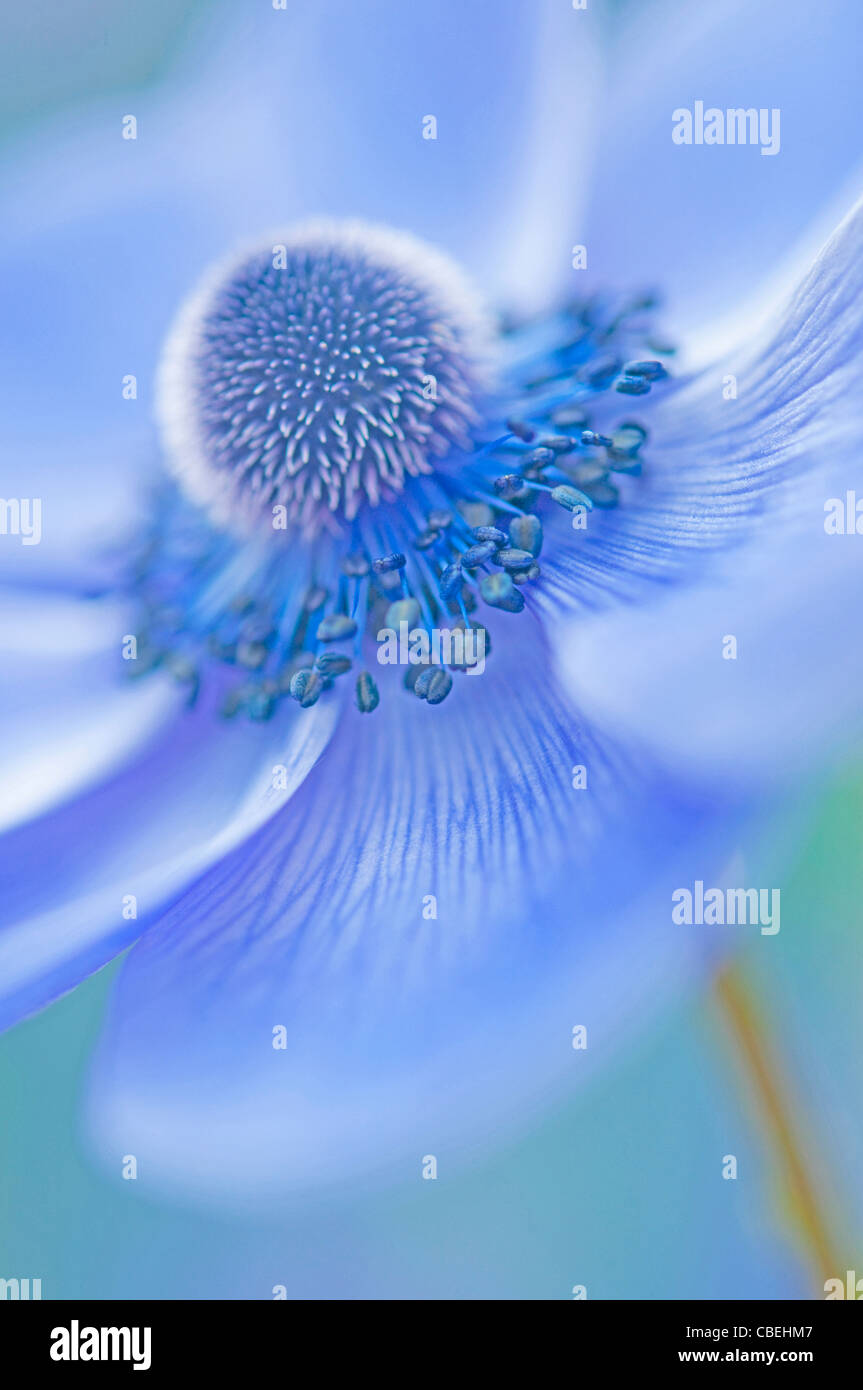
[133,221,671,719]
[157,220,488,537]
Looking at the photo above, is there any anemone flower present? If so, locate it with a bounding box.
[2,0,863,1204]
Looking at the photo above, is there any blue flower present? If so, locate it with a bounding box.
[2,0,863,1201]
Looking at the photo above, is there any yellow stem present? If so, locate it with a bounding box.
[713,962,843,1289]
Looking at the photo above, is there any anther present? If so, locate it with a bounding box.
[506,418,536,442]
[247,684,277,721]
[414,666,453,704]
[623,360,667,381]
[615,375,651,395]
[578,355,621,387]
[495,547,535,571]
[461,541,498,568]
[315,652,353,677]
[586,481,620,508]
[508,514,542,556]
[540,436,577,454]
[458,502,495,529]
[494,475,527,500]
[551,484,593,513]
[316,613,358,641]
[607,423,647,464]
[472,526,507,546]
[480,572,525,613]
[303,585,327,611]
[372,552,407,574]
[552,405,589,430]
[289,668,324,707]
[341,553,370,577]
[523,447,556,468]
[512,564,541,585]
[385,597,421,627]
[356,671,380,712]
[439,563,465,599]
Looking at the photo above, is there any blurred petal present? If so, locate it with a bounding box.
[541,193,863,601]
[587,0,863,341]
[149,0,602,311]
[0,683,339,1031]
[0,590,174,833]
[558,526,863,792]
[0,127,216,586]
[554,194,863,787]
[85,613,742,1202]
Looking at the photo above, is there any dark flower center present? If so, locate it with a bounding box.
[157,221,487,537]
[132,221,670,719]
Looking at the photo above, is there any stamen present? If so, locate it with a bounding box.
[495,547,536,571]
[480,572,524,613]
[372,553,407,574]
[414,666,453,705]
[289,668,324,708]
[316,614,357,642]
[550,484,594,512]
[623,360,668,381]
[461,541,498,568]
[473,526,508,545]
[356,671,380,713]
[315,652,352,678]
[439,563,465,600]
[508,514,542,556]
[128,246,667,720]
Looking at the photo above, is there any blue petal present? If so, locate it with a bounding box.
[0,590,174,833]
[553,194,863,786]
[0,34,299,578]
[84,611,743,1201]
[587,0,863,339]
[541,193,863,599]
[559,525,863,791]
[152,0,602,310]
[0,143,219,585]
[0,679,339,1032]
